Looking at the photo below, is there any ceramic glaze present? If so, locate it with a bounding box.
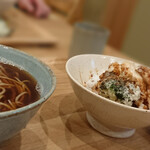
[0,45,56,142]
[66,54,150,138]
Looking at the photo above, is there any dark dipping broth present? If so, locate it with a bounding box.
[0,62,40,112]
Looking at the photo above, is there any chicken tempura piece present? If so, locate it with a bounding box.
[137,66,150,108]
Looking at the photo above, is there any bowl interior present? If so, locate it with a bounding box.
[0,45,55,97]
[67,54,130,85]
[0,45,56,116]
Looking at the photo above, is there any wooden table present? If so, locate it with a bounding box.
[0,9,150,150]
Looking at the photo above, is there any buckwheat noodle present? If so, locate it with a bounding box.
[0,64,31,111]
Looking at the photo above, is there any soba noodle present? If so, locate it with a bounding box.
[0,63,40,112]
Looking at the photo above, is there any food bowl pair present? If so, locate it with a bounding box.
[66,54,150,138]
[1,45,150,142]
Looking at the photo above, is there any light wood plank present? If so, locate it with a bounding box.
[103,0,137,49]
[0,8,56,46]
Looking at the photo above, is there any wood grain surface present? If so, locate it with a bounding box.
[0,57,150,150]
[0,8,149,150]
[0,8,56,46]
[103,0,137,50]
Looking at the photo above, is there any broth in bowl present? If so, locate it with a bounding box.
[0,62,40,112]
[0,45,56,143]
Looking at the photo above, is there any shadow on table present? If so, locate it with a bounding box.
[61,95,150,150]
[60,97,112,150]
[64,113,150,150]
[0,133,21,150]
[39,93,85,150]
[40,93,112,150]
[0,129,47,150]
[105,127,150,150]
[39,93,150,150]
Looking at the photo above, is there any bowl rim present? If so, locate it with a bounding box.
[66,54,150,113]
[0,45,56,118]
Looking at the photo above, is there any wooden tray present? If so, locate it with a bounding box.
[0,8,56,46]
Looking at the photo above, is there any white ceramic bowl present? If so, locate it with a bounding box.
[66,54,150,138]
[0,45,56,143]
[0,0,16,16]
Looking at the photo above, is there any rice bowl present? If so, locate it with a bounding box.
[66,54,150,138]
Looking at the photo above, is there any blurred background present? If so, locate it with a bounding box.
[0,0,149,65]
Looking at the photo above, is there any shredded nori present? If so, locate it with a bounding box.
[100,79,128,101]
